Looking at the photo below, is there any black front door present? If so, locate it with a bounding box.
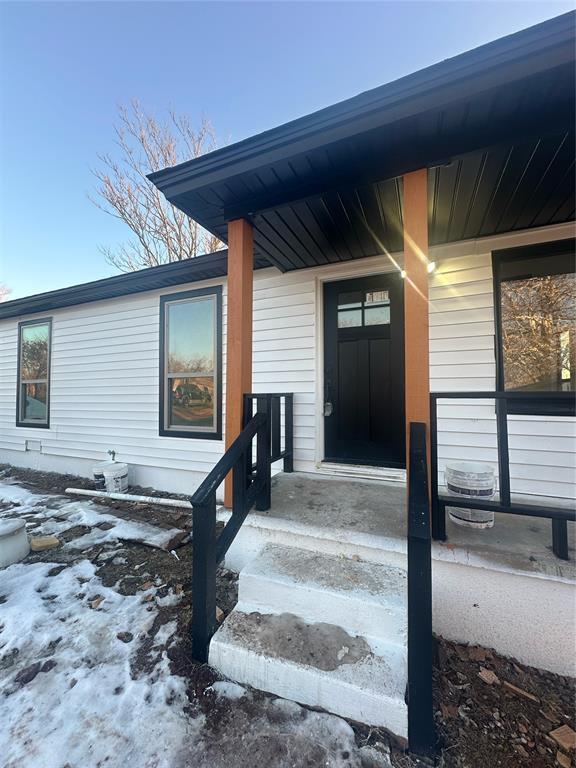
[323,274,405,467]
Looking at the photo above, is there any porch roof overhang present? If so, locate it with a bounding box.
[149,12,576,272]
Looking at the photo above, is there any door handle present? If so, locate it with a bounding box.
[324,402,333,417]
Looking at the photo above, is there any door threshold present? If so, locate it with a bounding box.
[317,461,406,484]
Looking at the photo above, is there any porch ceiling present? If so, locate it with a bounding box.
[150,13,575,272]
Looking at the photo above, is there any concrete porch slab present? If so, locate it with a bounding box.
[220,472,575,583]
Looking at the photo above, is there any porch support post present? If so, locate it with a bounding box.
[403,169,430,465]
[224,218,254,508]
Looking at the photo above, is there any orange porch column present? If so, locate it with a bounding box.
[403,169,430,465]
[224,218,254,508]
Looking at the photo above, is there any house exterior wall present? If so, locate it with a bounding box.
[0,277,228,494]
[0,222,574,499]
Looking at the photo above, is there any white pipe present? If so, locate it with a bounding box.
[65,487,193,509]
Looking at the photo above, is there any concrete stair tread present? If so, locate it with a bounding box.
[238,543,407,645]
[242,543,406,609]
[209,609,407,736]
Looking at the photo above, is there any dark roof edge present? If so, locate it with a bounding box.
[148,12,575,192]
[0,250,273,321]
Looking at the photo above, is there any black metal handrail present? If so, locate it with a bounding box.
[190,410,271,661]
[430,391,576,560]
[243,393,294,473]
[407,421,436,758]
[190,392,295,662]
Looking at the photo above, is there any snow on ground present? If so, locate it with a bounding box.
[0,482,185,550]
[0,559,196,768]
[0,479,392,768]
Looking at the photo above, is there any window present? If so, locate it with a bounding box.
[493,240,576,415]
[159,287,222,439]
[17,318,52,427]
[337,289,390,329]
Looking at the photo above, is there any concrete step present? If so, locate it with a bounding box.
[238,544,407,646]
[216,505,408,574]
[209,609,408,738]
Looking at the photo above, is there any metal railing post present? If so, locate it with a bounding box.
[271,395,281,460]
[233,448,248,514]
[255,397,272,511]
[552,518,569,560]
[242,393,253,428]
[407,421,436,759]
[191,495,217,662]
[495,397,511,507]
[284,394,294,473]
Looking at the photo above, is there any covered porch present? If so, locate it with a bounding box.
[148,13,575,752]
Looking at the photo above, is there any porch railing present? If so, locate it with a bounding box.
[190,392,294,661]
[430,391,576,560]
[243,393,294,473]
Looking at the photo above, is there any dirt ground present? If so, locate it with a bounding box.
[1,465,575,768]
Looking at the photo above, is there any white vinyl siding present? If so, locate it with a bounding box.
[0,223,574,499]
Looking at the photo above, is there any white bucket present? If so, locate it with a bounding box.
[445,462,496,529]
[93,461,117,491]
[0,519,30,568]
[102,463,129,493]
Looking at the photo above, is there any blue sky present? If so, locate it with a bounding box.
[1,1,573,299]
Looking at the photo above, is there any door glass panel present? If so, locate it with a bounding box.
[365,305,390,325]
[338,291,363,310]
[338,309,362,328]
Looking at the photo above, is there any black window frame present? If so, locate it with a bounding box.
[159,286,223,440]
[492,238,576,417]
[16,316,52,429]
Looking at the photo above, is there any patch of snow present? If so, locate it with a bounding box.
[0,483,183,551]
[153,620,178,648]
[0,484,47,512]
[0,559,199,768]
[209,681,247,700]
[156,590,183,607]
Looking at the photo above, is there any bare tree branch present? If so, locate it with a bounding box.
[0,284,11,302]
[90,100,223,272]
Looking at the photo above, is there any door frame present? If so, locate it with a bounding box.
[313,261,406,473]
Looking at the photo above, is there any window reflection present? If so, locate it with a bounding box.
[18,320,50,425]
[501,272,575,392]
[164,295,217,431]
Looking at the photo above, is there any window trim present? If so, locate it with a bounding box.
[16,317,52,429]
[492,239,576,417]
[159,286,223,440]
